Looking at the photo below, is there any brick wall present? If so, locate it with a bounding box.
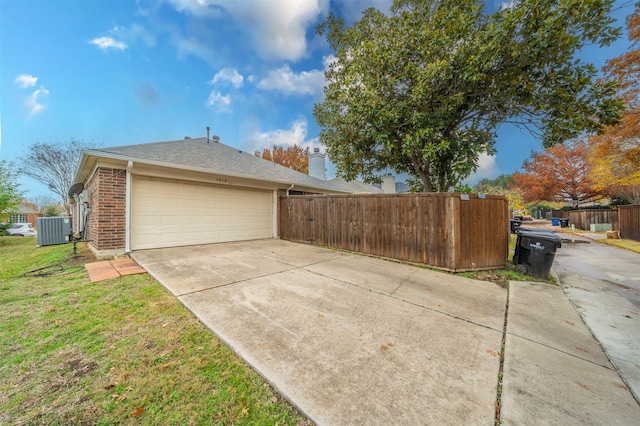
[85,167,126,252]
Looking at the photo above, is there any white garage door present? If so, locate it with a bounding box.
[131,176,273,250]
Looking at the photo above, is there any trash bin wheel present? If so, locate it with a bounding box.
[514,263,528,275]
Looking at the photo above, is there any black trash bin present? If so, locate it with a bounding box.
[510,218,522,234]
[513,229,562,279]
[560,218,570,228]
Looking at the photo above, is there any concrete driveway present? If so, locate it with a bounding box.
[133,239,506,424]
[132,239,639,425]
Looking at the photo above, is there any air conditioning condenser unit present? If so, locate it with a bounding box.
[37,217,72,246]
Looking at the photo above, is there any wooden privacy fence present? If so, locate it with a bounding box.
[550,210,571,219]
[279,193,509,272]
[619,205,640,242]
[568,209,619,231]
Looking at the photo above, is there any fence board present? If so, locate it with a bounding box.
[551,210,571,219]
[619,205,640,242]
[568,210,619,231]
[279,193,509,272]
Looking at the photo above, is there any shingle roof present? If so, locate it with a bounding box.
[328,177,383,194]
[17,204,39,214]
[83,137,359,193]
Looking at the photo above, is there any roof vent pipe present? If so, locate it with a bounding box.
[206,126,210,143]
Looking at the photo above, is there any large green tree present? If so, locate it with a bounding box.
[0,160,23,219]
[314,0,623,192]
[472,174,516,194]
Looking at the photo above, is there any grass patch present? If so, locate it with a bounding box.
[457,234,556,286]
[0,237,309,425]
[457,262,555,287]
[597,238,640,254]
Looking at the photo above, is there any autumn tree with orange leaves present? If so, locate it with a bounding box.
[588,6,640,204]
[255,144,310,174]
[513,140,605,206]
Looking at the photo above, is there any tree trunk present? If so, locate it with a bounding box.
[417,167,432,192]
[411,156,432,192]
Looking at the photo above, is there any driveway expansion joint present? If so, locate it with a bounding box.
[506,330,615,370]
[303,266,504,333]
[174,265,300,297]
[495,280,510,424]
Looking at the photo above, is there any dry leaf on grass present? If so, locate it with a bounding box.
[130,407,144,417]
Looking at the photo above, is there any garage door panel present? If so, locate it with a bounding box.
[132,176,273,250]
[160,233,182,244]
[218,230,234,241]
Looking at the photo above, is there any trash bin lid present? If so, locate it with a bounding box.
[517,228,562,243]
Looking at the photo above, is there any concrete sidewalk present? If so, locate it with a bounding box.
[501,281,638,425]
[133,239,640,425]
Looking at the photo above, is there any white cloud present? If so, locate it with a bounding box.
[90,36,128,51]
[171,33,216,63]
[14,74,38,88]
[258,65,324,96]
[205,90,232,112]
[257,55,334,97]
[164,0,225,16]
[246,118,320,153]
[25,86,50,117]
[322,54,337,68]
[205,68,243,112]
[113,23,157,47]
[210,68,244,88]
[166,0,330,61]
[463,153,500,185]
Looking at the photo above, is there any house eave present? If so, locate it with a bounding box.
[74,150,350,194]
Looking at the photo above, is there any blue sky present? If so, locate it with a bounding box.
[0,0,635,198]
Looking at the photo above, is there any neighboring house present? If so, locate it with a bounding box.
[328,177,384,194]
[4,203,40,227]
[371,174,411,194]
[71,137,381,258]
[394,181,411,193]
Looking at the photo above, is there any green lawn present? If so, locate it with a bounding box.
[0,237,309,425]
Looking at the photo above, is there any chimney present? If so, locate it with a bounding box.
[382,174,396,194]
[308,147,326,181]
